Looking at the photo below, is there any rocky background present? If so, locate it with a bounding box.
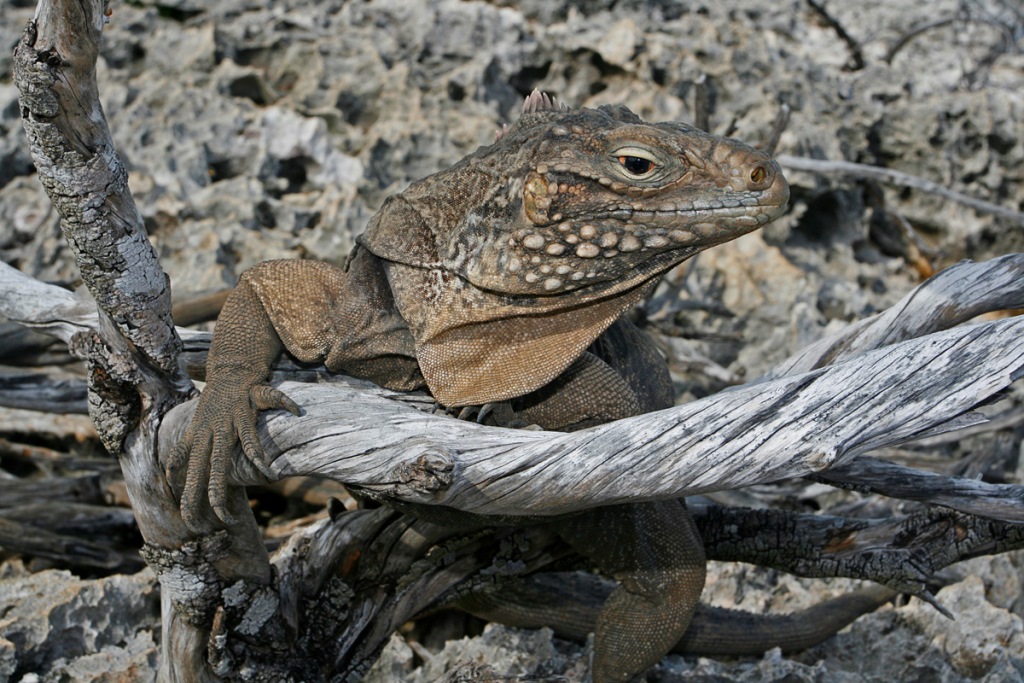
[1,0,1023,681]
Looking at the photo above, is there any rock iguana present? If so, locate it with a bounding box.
[170,91,875,681]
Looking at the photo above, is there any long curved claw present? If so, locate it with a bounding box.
[207,432,237,526]
[456,405,482,422]
[236,415,274,480]
[250,385,300,415]
[474,403,495,424]
[453,401,521,427]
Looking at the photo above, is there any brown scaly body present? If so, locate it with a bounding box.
[170,91,833,681]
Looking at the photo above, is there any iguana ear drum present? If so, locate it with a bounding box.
[523,171,554,225]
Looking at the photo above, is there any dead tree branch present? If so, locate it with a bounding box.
[816,457,1024,521]
[777,155,1024,225]
[154,309,1024,518]
[11,3,257,681]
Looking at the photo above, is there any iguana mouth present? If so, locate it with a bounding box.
[585,202,784,224]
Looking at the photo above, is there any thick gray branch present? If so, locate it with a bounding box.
[11,3,251,681]
[158,313,1024,518]
[12,5,183,377]
[7,255,1022,522]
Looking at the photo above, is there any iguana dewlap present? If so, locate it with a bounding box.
[170,91,790,682]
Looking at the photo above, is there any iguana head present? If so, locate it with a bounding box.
[459,90,789,297]
[363,90,787,302]
[359,91,790,406]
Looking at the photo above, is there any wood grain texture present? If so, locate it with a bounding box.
[762,253,1024,380]
[0,261,96,343]
[11,3,247,681]
[12,5,182,377]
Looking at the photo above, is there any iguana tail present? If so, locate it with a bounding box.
[456,571,896,656]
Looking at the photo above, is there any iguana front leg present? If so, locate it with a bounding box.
[508,351,641,430]
[168,272,297,527]
[496,316,670,431]
[169,252,421,528]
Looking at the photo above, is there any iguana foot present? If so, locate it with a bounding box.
[167,374,299,529]
[449,401,532,428]
[552,500,705,682]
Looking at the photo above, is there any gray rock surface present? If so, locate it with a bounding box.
[1,0,1022,680]
[0,561,158,682]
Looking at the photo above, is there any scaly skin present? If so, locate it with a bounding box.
[169,91,790,681]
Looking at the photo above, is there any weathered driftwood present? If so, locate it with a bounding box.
[817,457,1024,522]
[11,4,256,682]
[0,473,106,509]
[13,3,183,379]
[0,261,97,343]
[694,503,1024,591]
[156,308,1024,518]
[7,264,1024,556]
[0,371,87,414]
[7,1,1024,680]
[0,320,72,367]
[9,247,1022,519]
[0,512,143,573]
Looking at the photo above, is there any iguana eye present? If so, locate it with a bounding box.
[611,147,659,179]
[618,155,654,176]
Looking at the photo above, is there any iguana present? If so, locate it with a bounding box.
[170,91,866,681]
